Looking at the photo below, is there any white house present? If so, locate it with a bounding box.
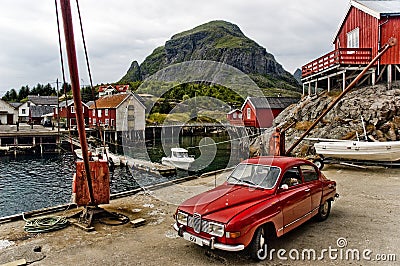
[89,93,146,140]
[0,99,18,124]
[17,96,58,122]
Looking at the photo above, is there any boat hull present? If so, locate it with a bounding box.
[314,141,400,162]
[162,157,194,171]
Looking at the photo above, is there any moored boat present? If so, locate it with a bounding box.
[161,148,194,170]
[314,141,400,162]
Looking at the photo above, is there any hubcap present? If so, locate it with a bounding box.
[321,202,328,215]
[259,228,265,248]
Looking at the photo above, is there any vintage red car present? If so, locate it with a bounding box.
[173,156,339,260]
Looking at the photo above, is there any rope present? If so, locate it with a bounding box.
[75,0,109,162]
[23,213,69,233]
[54,0,75,158]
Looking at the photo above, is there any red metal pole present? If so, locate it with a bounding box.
[59,0,95,205]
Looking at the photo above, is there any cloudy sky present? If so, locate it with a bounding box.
[0,0,350,96]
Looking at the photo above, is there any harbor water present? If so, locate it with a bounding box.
[0,135,234,218]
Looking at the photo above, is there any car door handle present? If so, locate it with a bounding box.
[304,188,310,192]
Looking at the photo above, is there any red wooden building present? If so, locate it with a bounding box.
[55,100,89,127]
[240,97,298,128]
[98,84,129,97]
[302,0,400,94]
[226,109,243,126]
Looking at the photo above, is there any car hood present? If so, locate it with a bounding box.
[179,183,275,222]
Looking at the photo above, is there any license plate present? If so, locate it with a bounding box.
[183,232,203,246]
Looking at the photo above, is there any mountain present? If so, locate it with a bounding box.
[120,20,300,93]
[293,68,302,85]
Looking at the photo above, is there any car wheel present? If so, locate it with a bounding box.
[313,159,324,170]
[315,200,331,221]
[249,226,267,260]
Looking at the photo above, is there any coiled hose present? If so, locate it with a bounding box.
[23,214,69,233]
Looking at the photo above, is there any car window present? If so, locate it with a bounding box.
[227,164,281,189]
[280,166,302,187]
[300,164,319,182]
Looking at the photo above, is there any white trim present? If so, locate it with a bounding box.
[351,0,381,19]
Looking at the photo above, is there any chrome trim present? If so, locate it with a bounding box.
[173,223,245,252]
[210,237,215,250]
[282,206,320,230]
[193,213,202,233]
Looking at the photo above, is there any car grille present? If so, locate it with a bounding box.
[188,213,209,234]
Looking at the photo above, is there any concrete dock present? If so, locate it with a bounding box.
[0,166,399,265]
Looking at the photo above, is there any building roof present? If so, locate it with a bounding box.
[9,102,22,108]
[30,105,54,118]
[59,100,74,107]
[90,93,146,110]
[90,93,130,109]
[352,0,400,19]
[59,99,89,108]
[242,97,299,110]
[98,84,129,93]
[27,95,58,105]
[227,109,242,115]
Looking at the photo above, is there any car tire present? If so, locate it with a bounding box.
[248,226,267,260]
[315,200,331,221]
[313,159,324,170]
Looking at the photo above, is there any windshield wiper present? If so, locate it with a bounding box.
[241,179,256,186]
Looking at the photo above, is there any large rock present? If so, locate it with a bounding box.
[255,83,400,156]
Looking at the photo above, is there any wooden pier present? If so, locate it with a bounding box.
[0,124,66,155]
[120,156,176,176]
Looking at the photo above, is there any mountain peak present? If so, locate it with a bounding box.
[171,20,245,41]
[120,20,300,92]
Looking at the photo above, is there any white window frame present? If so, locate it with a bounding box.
[347,27,359,49]
[105,109,109,116]
[246,108,251,119]
[71,106,75,113]
[93,118,96,125]
[98,109,102,117]
[105,118,109,126]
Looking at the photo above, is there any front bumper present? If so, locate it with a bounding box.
[173,223,245,252]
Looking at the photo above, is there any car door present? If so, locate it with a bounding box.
[278,166,312,234]
[300,164,323,213]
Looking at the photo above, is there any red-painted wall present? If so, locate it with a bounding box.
[335,7,400,65]
[56,105,88,126]
[242,102,278,128]
[88,108,117,128]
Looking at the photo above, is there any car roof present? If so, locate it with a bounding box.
[240,156,313,172]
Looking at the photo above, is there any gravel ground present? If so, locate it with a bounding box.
[0,165,399,265]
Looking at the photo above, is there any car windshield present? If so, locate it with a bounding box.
[227,164,281,189]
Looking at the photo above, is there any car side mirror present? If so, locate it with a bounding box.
[280,184,289,190]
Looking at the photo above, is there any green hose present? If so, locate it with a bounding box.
[23,214,69,233]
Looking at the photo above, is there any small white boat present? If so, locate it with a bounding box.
[162,148,195,170]
[314,141,400,162]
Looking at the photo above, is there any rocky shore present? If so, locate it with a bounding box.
[253,82,400,156]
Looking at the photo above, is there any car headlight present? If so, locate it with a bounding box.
[176,211,188,226]
[207,221,224,237]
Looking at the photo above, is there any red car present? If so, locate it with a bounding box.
[173,156,339,260]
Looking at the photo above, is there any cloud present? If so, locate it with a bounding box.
[0,0,349,96]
